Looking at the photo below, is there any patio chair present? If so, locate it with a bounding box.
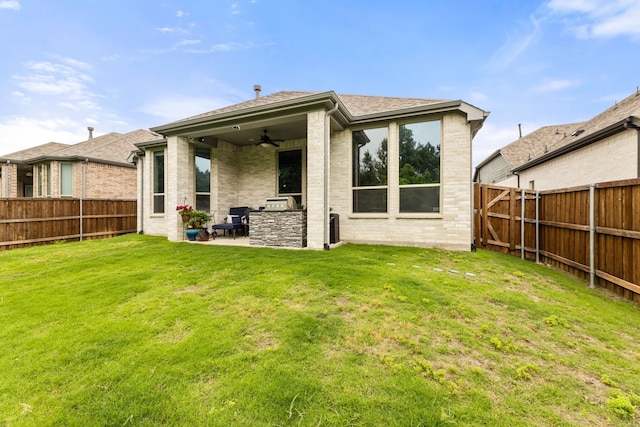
[211,207,250,239]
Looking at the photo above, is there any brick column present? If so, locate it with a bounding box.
[306,109,327,249]
[167,135,192,241]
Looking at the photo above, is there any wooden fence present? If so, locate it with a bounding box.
[0,198,137,250]
[474,179,640,302]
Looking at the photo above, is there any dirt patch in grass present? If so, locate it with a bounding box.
[175,285,201,294]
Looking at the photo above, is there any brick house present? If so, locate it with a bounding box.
[475,90,640,190]
[134,89,488,250]
[0,129,158,199]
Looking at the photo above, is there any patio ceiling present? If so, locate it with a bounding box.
[195,114,309,147]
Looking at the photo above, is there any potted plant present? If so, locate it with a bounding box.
[187,210,211,229]
[176,205,193,223]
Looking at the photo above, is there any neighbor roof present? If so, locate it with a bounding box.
[499,122,584,169]
[482,90,640,173]
[1,129,160,166]
[0,142,70,162]
[512,91,640,171]
[49,129,160,164]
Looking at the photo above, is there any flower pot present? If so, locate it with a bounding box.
[181,214,191,223]
[185,229,199,241]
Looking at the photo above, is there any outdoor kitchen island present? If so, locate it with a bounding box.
[249,209,307,248]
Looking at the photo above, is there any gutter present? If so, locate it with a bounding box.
[22,155,136,169]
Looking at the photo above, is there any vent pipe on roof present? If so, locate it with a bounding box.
[88,127,94,139]
[518,123,522,139]
[254,84,261,99]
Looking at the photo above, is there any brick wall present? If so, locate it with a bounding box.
[517,129,638,191]
[329,112,473,250]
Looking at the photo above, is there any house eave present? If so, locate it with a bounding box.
[150,91,350,136]
[513,116,640,172]
[22,155,136,169]
[348,100,488,127]
[134,138,168,150]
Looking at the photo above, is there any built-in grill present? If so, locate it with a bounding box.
[263,196,296,211]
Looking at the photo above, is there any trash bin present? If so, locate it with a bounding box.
[330,213,340,243]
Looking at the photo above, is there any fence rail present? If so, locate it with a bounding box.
[0,198,137,250]
[474,179,640,302]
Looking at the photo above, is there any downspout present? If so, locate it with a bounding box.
[323,102,339,250]
[139,154,144,233]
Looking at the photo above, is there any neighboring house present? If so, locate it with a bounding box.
[134,89,488,250]
[0,129,159,199]
[475,90,640,190]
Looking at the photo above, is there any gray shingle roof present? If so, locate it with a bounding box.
[54,129,159,164]
[500,122,584,168]
[1,129,160,165]
[498,90,640,169]
[0,142,70,161]
[167,91,451,124]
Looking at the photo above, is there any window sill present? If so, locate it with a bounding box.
[348,213,390,219]
[395,213,443,219]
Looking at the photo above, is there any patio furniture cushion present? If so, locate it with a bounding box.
[212,207,250,239]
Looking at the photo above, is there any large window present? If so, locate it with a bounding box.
[195,148,211,212]
[153,151,165,214]
[399,120,441,213]
[278,149,302,207]
[352,127,388,213]
[37,165,43,197]
[46,163,51,196]
[60,163,73,197]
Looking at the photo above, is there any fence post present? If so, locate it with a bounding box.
[589,184,596,289]
[521,189,525,260]
[536,191,540,264]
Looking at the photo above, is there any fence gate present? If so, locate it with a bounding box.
[473,184,538,260]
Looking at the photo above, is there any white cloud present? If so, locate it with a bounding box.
[486,16,543,70]
[155,27,188,34]
[0,116,91,154]
[547,0,640,40]
[0,0,20,10]
[176,10,189,18]
[13,60,99,108]
[176,39,201,46]
[534,78,581,92]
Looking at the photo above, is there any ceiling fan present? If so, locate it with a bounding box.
[254,129,283,148]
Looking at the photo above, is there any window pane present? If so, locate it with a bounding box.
[400,187,440,213]
[195,194,210,212]
[37,166,43,196]
[154,195,165,214]
[352,127,387,187]
[153,152,165,214]
[153,152,164,193]
[399,121,440,184]
[353,188,387,213]
[60,164,73,196]
[46,163,51,196]
[195,148,210,193]
[278,150,302,195]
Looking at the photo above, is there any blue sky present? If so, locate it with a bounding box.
[1,0,639,166]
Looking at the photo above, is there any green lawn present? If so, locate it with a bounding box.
[1,235,639,426]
